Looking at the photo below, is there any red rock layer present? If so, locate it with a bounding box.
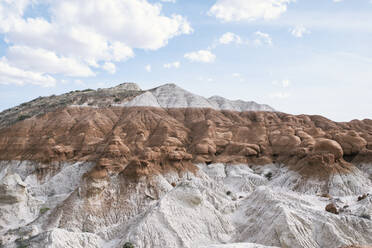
[0,107,372,179]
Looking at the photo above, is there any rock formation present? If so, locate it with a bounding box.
[0,83,371,248]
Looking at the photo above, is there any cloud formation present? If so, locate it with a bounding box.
[209,0,294,22]
[7,46,94,77]
[184,50,216,63]
[102,62,116,74]
[270,92,291,99]
[219,32,242,44]
[0,57,56,87]
[291,25,310,38]
[0,0,192,86]
[145,65,152,72]
[270,79,291,98]
[164,61,181,69]
[254,31,273,46]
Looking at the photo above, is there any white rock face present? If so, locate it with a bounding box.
[0,162,371,248]
[0,161,95,246]
[121,84,275,112]
[234,186,372,248]
[122,91,161,108]
[150,83,215,109]
[201,243,278,248]
[122,181,235,248]
[208,95,274,112]
[27,229,104,248]
[0,173,40,233]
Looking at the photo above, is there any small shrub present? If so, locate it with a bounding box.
[171,182,176,187]
[82,88,94,92]
[15,237,23,243]
[360,214,371,220]
[358,193,368,201]
[321,193,332,199]
[15,237,28,248]
[40,207,50,214]
[114,97,121,102]
[123,242,135,248]
[226,191,232,196]
[265,172,273,180]
[17,114,31,121]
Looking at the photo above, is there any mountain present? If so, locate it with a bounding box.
[0,83,371,248]
[0,83,274,129]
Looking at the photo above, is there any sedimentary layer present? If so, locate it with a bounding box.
[1,106,371,180]
[0,91,371,247]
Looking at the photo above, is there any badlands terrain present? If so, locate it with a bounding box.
[0,83,371,248]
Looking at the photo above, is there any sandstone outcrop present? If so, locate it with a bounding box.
[1,107,371,180]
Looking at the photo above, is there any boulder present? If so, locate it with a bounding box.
[325,203,339,214]
[314,139,343,160]
[334,132,367,155]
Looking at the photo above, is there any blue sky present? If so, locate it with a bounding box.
[0,0,371,121]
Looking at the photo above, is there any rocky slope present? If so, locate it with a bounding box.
[0,83,273,129]
[0,83,371,248]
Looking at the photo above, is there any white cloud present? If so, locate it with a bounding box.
[161,0,176,2]
[102,62,116,74]
[282,79,290,87]
[49,0,192,50]
[254,31,273,46]
[232,73,245,82]
[270,92,291,98]
[145,64,152,72]
[272,79,290,87]
[209,0,294,22]
[0,57,56,87]
[291,25,310,38]
[197,76,214,82]
[7,46,94,77]
[164,61,180,69]
[0,0,192,86]
[219,32,242,44]
[184,50,216,63]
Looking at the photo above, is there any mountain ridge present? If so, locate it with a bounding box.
[0,82,274,129]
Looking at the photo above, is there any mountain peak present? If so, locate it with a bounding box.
[110,82,142,91]
[150,83,184,91]
[0,82,275,129]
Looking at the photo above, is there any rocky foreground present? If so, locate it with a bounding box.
[0,84,371,248]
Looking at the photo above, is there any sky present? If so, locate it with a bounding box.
[0,0,371,122]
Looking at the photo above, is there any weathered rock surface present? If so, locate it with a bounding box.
[0,83,372,248]
[0,83,274,129]
[0,162,371,248]
[1,106,371,180]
